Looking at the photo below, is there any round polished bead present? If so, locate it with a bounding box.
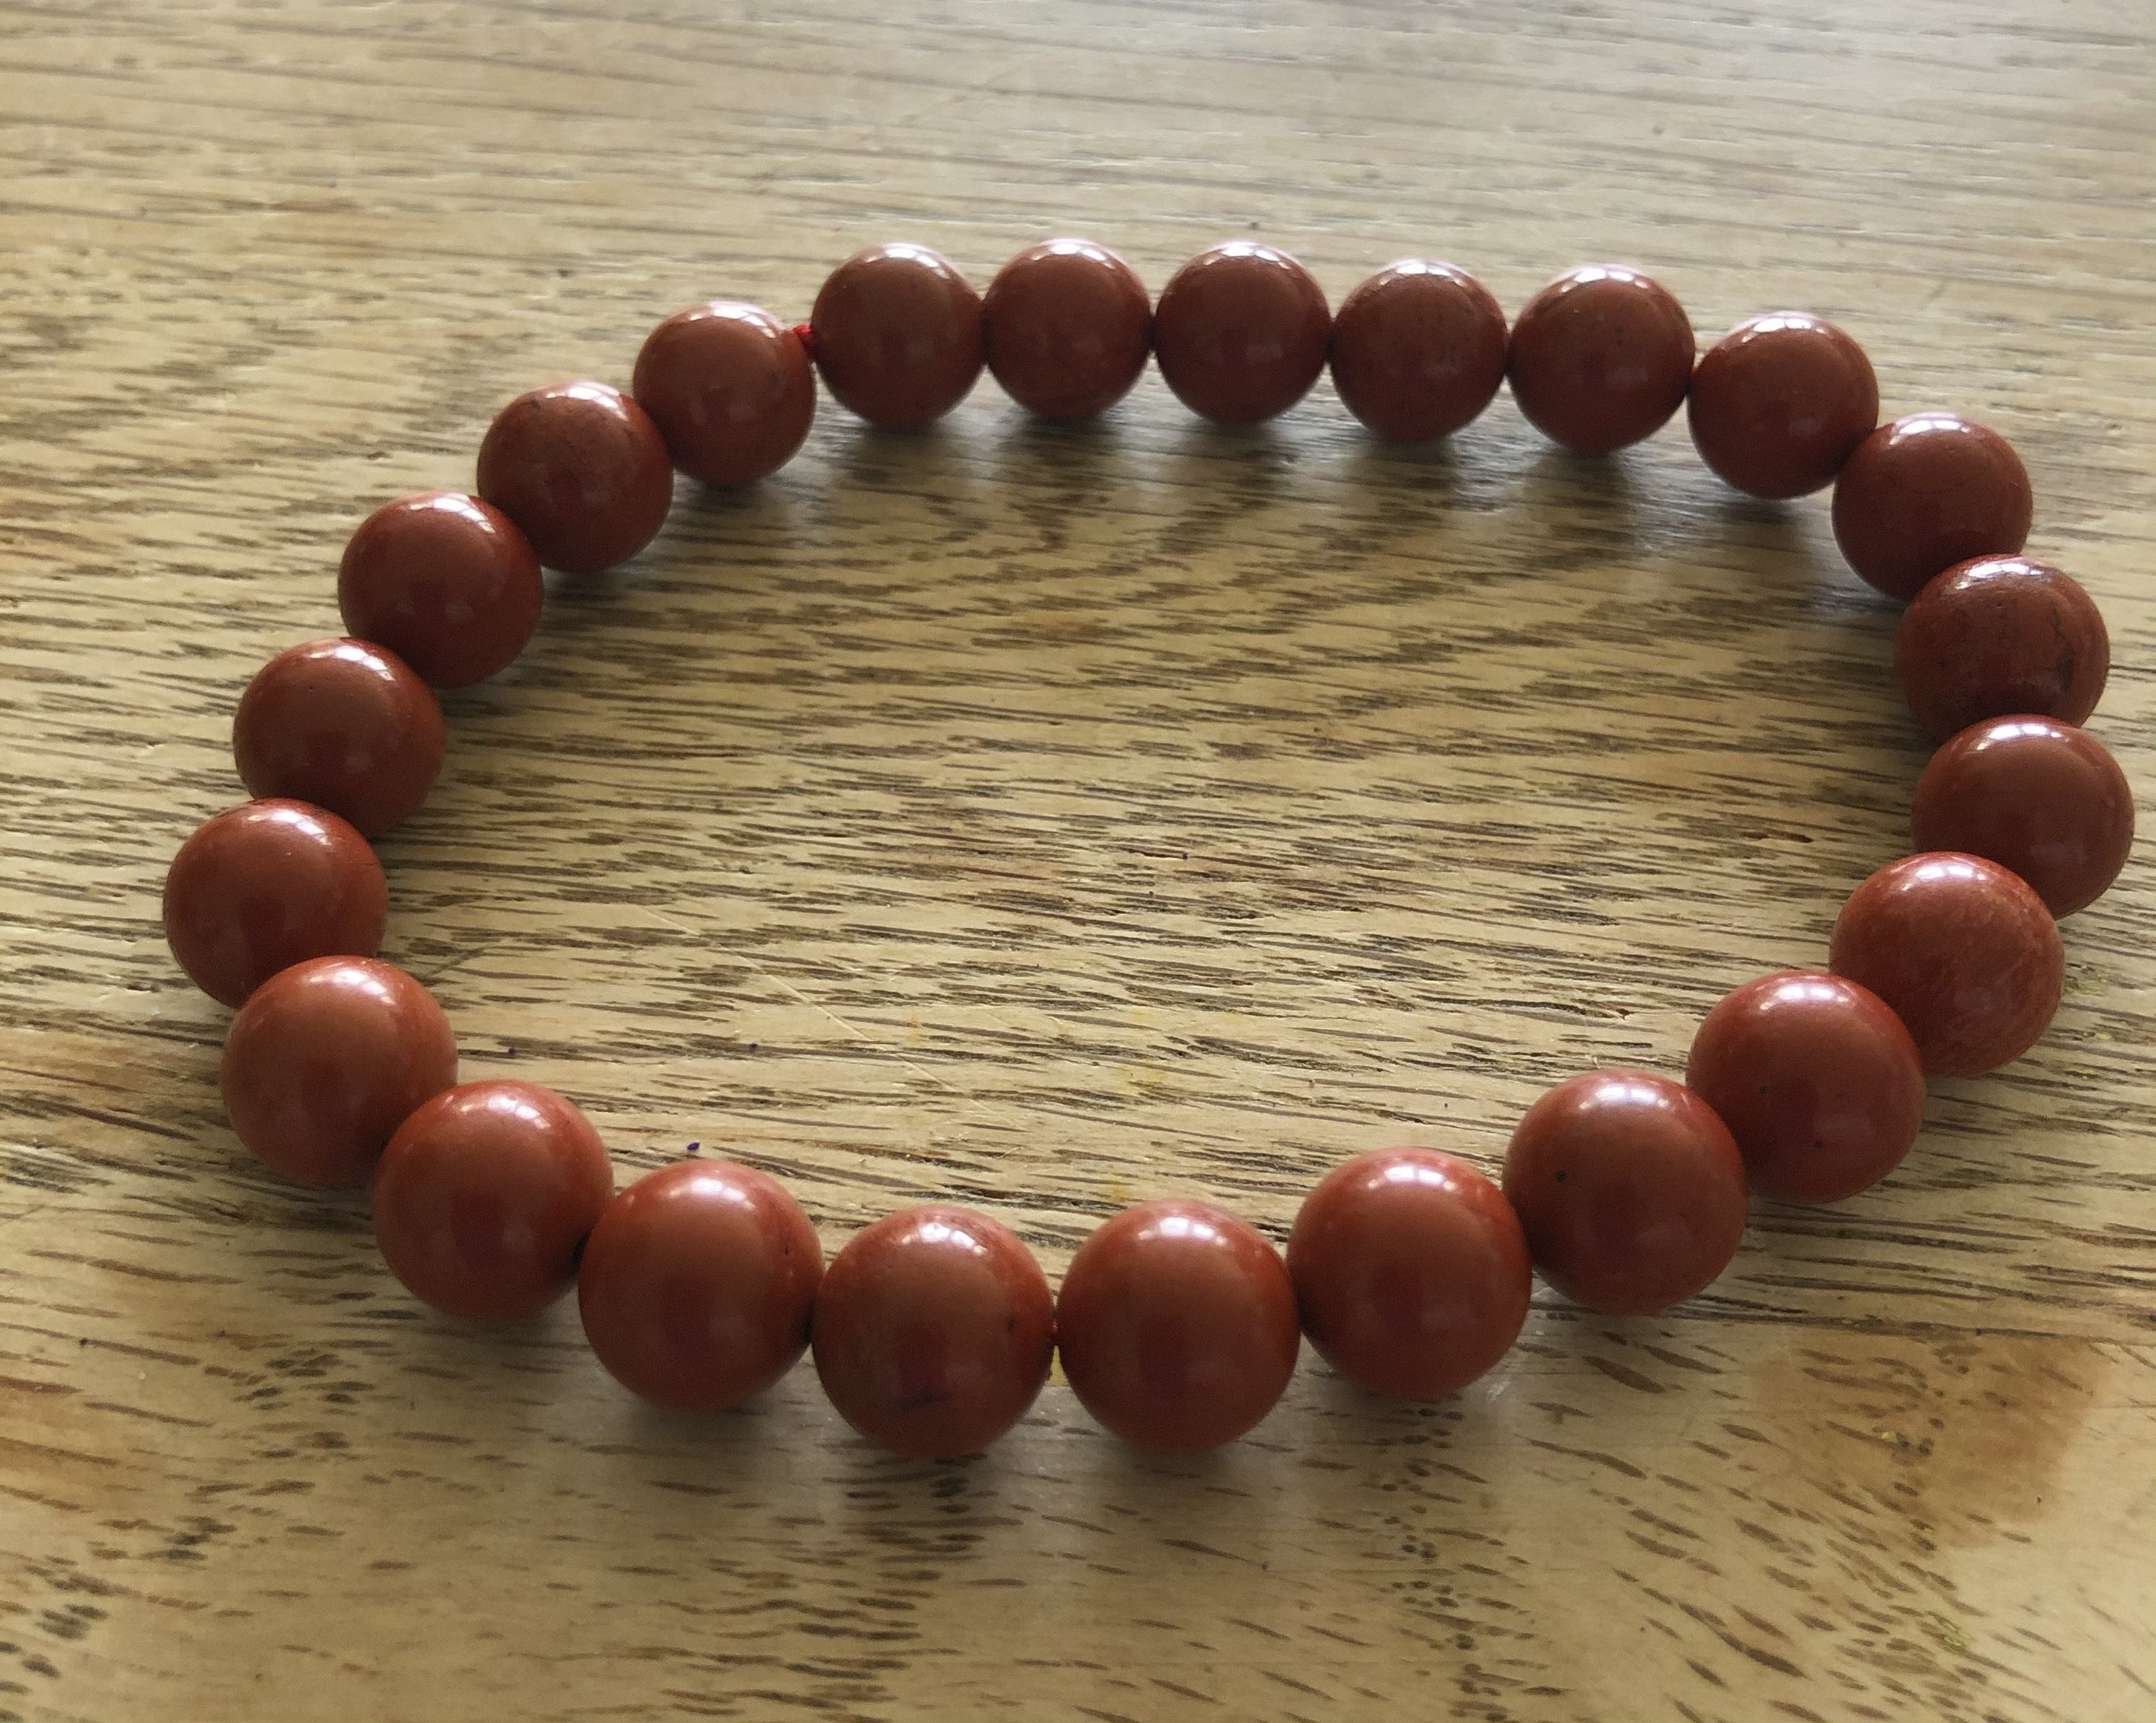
[1896,555,2110,740]
[476,382,674,575]
[809,1205,1053,1459]
[1328,260,1508,442]
[810,243,983,430]
[221,956,457,1187]
[1501,1071,1748,1315]
[1685,972,1926,1205]
[336,491,543,689]
[1911,717,2133,918]
[232,638,445,837]
[1829,853,2063,1077]
[1686,312,1877,498]
[1286,1148,1529,1399]
[1831,413,2032,601]
[373,1080,613,1321]
[163,799,388,1008]
[1056,1198,1299,1452]
[980,239,1151,420]
[1505,265,1693,454]
[632,302,815,486]
[1151,242,1331,425]
[578,1160,823,1412]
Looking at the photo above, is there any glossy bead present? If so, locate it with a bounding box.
[632,302,815,486]
[221,957,457,1187]
[1896,556,2110,740]
[373,1080,612,1321]
[1911,717,2133,917]
[809,1205,1053,1459]
[980,239,1151,420]
[1328,260,1509,442]
[1151,242,1331,425]
[1505,265,1693,454]
[809,243,983,430]
[578,1160,823,1412]
[232,638,445,837]
[1056,1198,1299,1452]
[476,382,674,574]
[1685,972,1925,1205]
[336,491,543,689]
[163,799,389,1008]
[1829,853,2063,1077]
[1501,1071,1748,1315]
[1286,1149,1529,1399]
[1831,413,2033,601]
[1686,312,1877,498]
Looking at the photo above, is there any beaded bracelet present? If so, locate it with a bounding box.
[161,238,2134,1461]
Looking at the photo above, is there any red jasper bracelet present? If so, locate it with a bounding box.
[163,238,2133,1463]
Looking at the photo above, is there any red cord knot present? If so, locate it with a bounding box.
[790,320,816,362]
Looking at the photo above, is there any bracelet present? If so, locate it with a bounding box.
[160,238,2133,1462]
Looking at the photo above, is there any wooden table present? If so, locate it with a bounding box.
[4,4,2150,1719]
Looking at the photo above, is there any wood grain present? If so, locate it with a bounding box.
[2,3,2152,1719]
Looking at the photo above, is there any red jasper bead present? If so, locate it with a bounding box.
[1286,1149,1529,1399]
[1829,853,2063,1076]
[336,491,543,689]
[1501,1071,1748,1315]
[1686,312,1877,498]
[221,956,457,1187]
[810,1205,1053,1459]
[1056,1198,1300,1452]
[373,1080,613,1321]
[810,243,984,430]
[1685,972,1926,1205]
[1328,260,1508,443]
[1505,265,1693,454]
[1896,555,2110,740]
[1152,242,1331,425]
[163,799,389,1008]
[232,638,445,837]
[1831,413,2032,601]
[632,302,815,486]
[578,1160,823,1412]
[1911,717,2133,918]
[981,239,1152,420]
[476,382,674,574]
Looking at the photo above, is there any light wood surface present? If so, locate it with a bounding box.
[3,4,2151,1719]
